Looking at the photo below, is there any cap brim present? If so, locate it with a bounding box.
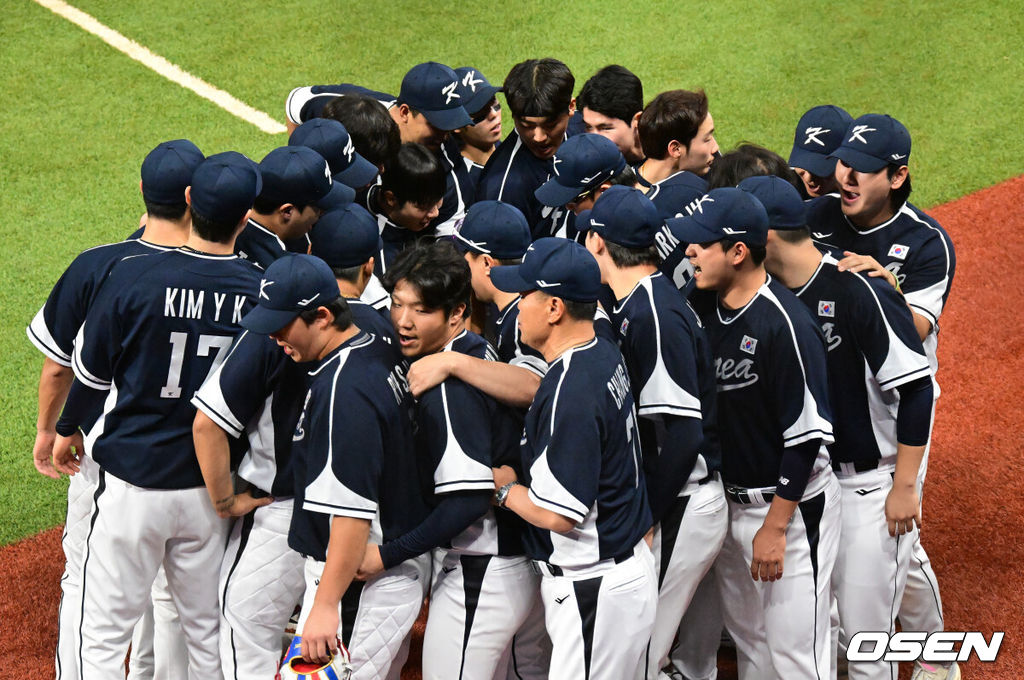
[240,306,301,335]
[574,209,593,233]
[464,86,502,116]
[420,106,473,131]
[788,148,838,178]
[665,215,725,245]
[314,182,355,210]
[490,264,535,294]
[535,177,583,207]
[334,154,379,189]
[829,147,888,174]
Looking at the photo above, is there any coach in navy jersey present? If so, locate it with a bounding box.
[674,188,840,679]
[581,186,727,679]
[749,175,934,680]
[477,58,576,237]
[52,152,263,679]
[28,139,204,680]
[490,237,657,679]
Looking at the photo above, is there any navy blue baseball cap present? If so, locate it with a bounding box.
[453,201,531,259]
[454,67,502,116]
[830,114,911,173]
[535,134,627,207]
[189,151,262,225]
[491,237,602,302]
[576,185,662,247]
[289,118,379,190]
[241,254,341,334]
[141,139,205,204]
[737,176,806,230]
[258,146,354,211]
[310,205,382,269]
[666,188,770,247]
[788,105,853,177]
[399,62,473,131]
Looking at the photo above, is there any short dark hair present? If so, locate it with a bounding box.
[298,296,352,331]
[608,165,638,188]
[252,194,309,216]
[504,58,574,119]
[322,94,400,167]
[144,199,188,221]
[380,143,446,207]
[719,239,766,265]
[577,65,643,124]
[190,206,243,244]
[886,165,913,210]
[773,226,811,244]
[383,240,471,319]
[563,298,597,322]
[331,264,366,284]
[638,90,709,159]
[606,241,661,268]
[706,143,803,192]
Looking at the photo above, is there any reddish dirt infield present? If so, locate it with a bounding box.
[4,177,1020,679]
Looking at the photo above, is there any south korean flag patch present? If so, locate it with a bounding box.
[740,335,757,355]
[817,300,835,318]
[888,243,910,260]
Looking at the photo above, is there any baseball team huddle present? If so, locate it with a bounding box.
[28,58,957,680]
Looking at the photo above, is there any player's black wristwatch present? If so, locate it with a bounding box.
[495,481,520,508]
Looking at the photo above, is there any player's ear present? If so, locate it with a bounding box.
[396,103,412,124]
[362,258,375,281]
[631,111,641,131]
[667,140,683,159]
[139,179,144,195]
[448,302,467,326]
[548,295,565,324]
[568,97,576,117]
[381,190,398,211]
[279,203,296,221]
[889,165,909,190]
[184,186,192,206]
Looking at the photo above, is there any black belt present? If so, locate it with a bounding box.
[537,550,633,577]
[831,459,879,473]
[724,486,775,505]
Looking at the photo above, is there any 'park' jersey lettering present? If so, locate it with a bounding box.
[651,173,708,289]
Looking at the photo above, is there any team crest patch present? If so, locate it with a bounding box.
[817,300,835,318]
[740,335,757,355]
[888,243,910,260]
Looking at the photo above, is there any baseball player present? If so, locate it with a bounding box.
[673,187,841,679]
[807,114,957,680]
[234,145,351,269]
[27,139,204,680]
[748,174,934,680]
[450,66,503,191]
[320,92,402,171]
[289,118,381,192]
[51,152,263,679]
[354,240,536,680]
[488,237,658,680]
[580,186,728,680]
[787,105,854,199]
[706,143,806,193]
[577,64,646,164]
[236,254,429,679]
[476,58,576,237]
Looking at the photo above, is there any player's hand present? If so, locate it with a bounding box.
[751,525,786,582]
[216,491,273,519]
[407,352,457,398]
[33,429,60,479]
[885,484,921,536]
[492,465,518,492]
[53,431,84,476]
[837,251,898,289]
[643,527,655,549]
[355,544,384,581]
[299,603,339,664]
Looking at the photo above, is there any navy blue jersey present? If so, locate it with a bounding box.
[792,254,931,464]
[348,297,396,343]
[234,218,288,270]
[28,239,171,368]
[494,297,548,377]
[566,110,586,138]
[288,332,428,562]
[436,138,476,233]
[417,330,525,556]
[461,155,486,197]
[654,178,708,289]
[689,277,834,494]
[477,131,555,238]
[520,337,650,567]
[611,273,721,480]
[285,84,396,126]
[72,249,261,488]
[806,197,955,383]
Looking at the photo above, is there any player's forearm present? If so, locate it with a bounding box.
[761,496,799,532]
[646,415,703,524]
[37,358,73,431]
[893,443,926,491]
[910,310,932,342]
[378,491,492,569]
[193,410,235,514]
[55,379,105,435]
[314,517,371,608]
[504,485,575,534]
[450,353,540,409]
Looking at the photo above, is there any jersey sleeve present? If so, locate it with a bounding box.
[848,274,932,391]
[419,378,495,494]
[302,385,383,521]
[900,229,955,328]
[768,309,834,450]
[527,371,600,524]
[71,279,128,391]
[623,305,702,420]
[191,331,283,438]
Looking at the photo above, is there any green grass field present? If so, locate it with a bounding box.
[1,0,1021,544]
